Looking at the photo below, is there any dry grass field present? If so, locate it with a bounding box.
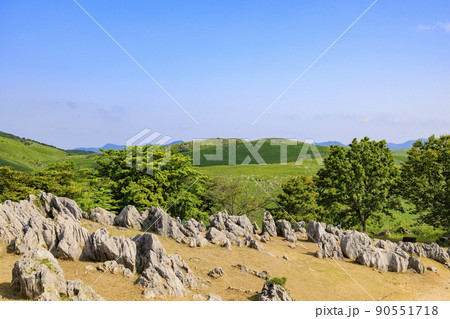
[1,220,449,301]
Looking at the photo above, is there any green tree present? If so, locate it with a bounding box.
[96,146,208,221]
[30,161,79,198]
[400,135,450,229]
[72,168,118,212]
[203,177,268,219]
[0,166,35,202]
[316,137,398,231]
[274,176,321,223]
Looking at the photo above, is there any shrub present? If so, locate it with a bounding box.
[266,276,287,287]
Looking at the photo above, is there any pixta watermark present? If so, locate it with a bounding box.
[126,129,323,175]
[126,128,172,175]
[192,138,322,166]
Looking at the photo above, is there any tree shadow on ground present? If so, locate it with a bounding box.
[303,251,317,257]
[0,282,25,300]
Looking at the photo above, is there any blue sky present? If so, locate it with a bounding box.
[1,0,449,149]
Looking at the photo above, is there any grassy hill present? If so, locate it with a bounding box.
[0,131,409,174]
[174,138,330,166]
[0,131,97,171]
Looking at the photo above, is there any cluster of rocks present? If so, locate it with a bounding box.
[259,282,293,301]
[208,267,225,279]
[12,247,103,301]
[0,193,90,261]
[96,260,135,279]
[262,213,308,243]
[133,233,203,298]
[1,193,207,300]
[96,205,210,248]
[233,264,270,280]
[308,220,450,273]
[205,211,258,249]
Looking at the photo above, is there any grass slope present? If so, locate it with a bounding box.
[174,138,329,167]
[0,131,97,171]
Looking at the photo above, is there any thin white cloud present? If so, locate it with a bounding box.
[437,22,450,32]
[418,22,450,32]
[418,24,435,31]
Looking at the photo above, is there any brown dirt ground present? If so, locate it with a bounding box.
[0,220,449,301]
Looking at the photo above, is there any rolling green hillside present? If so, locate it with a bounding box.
[171,138,408,167]
[0,131,409,173]
[0,131,97,171]
[173,138,330,166]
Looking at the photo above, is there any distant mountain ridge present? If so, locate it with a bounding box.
[315,138,426,150]
[71,140,185,153]
[74,138,426,153]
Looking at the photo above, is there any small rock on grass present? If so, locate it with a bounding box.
[193,294,204,300]
[208,267,225,279]
[427,266,438,273]
[206,294,222,301]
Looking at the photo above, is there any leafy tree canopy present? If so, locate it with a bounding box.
[96,147,208,221]
[274,176,321,223]
[400,135,450,229]
[316,137,399,231]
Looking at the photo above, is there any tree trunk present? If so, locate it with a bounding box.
[362,220,367,232]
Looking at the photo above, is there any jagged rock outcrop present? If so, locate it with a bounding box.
[326,224,343,238]
[408,256,425,274]
[133,233,200,298]
[14,214,57,254]
[249,239,264,252]
[97,260,135,279]
[374,239,397,252]
[205,227,228,245]
[276,220,297,242]
[422,243,449,264]
[1,194,90,261]
[208,211,254,238]
[260,234,270,243]
[222,239,232,250]
[12,247,103,301]
[262,211,277,237]
[208,267,225,278]
[397,241,449,265]
[65,279,104,301]
[53,215,90,260]
[340,231,372,259]
[356,246,408,272]
[85,207,115,226]
[294,221,305,230]
[397,241,425,257]
[39,192,83,221]
[316,233,343,259]
[259,282,293,301]
[142,207,189,240]
[208,211,227,230]
[206,294,222,301]
[83,228,137,271]
[293,221,307,236]
[114,205,142,229]
[307,220,327,243]
[184,218,206,236]
[252,222,261,234]
[12,248,67,300]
